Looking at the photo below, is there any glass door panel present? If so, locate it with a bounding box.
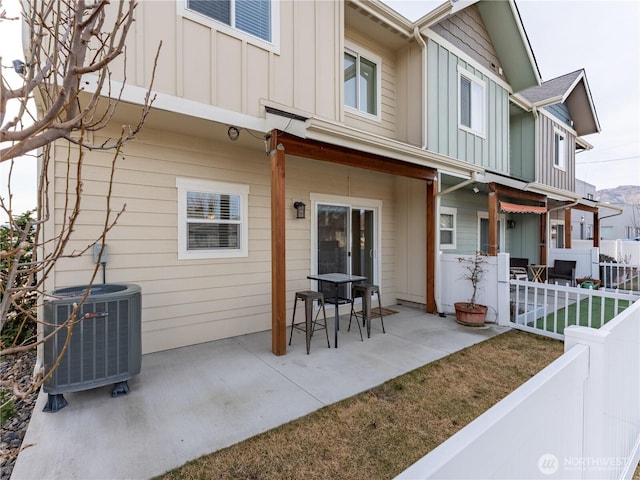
[317,205,350,299]
[351,208,374,281]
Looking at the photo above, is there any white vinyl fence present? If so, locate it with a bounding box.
[510,280,638,340]
[395,300,640,480]
[600,262,640,291]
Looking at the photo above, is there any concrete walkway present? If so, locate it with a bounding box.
[12,304,506,480]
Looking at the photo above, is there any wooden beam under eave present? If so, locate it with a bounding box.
[275,131,437,181]
[270,133,286,356]
[488,191,498,256]
[426,179,437,313]
[564,208,572,249]
[490,183,546,203]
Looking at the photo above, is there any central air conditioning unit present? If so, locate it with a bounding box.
[43,283,142,412]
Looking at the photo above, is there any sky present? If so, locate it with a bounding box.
[1,0,639,218]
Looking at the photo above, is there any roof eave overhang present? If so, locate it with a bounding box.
[576,137,594,151]
[352,0,415,38]
[476,0,541,92]
[524,182,581,202]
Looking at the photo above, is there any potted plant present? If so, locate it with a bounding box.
[454,251,488,326]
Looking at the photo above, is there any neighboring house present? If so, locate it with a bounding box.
[508,69,601,260]
[39,0,604,356]
[596,204,640,240]
[571,179,597,240]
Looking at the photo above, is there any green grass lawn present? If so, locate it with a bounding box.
[535,296,632,334]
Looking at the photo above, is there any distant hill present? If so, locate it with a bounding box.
[595,185,640,205]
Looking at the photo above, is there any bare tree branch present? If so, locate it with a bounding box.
[1,0,160,444]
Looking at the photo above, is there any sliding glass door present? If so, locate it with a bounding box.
[315,199,379,300]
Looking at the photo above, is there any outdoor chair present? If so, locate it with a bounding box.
[349,284,385,338]
[547,260,576,286]
[509,257,529,281]
[289,290,330,354]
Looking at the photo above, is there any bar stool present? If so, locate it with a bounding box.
[349,284,385,338]
[289,290,330,354]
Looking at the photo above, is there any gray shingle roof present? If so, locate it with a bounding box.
[517,69,584,104]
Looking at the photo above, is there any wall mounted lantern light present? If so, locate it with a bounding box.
[472,186,480,194]
[293,201,306,219]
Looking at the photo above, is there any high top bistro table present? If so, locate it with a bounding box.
[307,273,367,348]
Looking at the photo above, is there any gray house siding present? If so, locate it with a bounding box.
[427,39,509,173]
[430,4,506,82]
[538,114,575,191]
[544,103,571,127]
[504,214,541,264]
[509,107,535,182]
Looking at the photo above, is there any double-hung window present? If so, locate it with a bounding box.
[176,178,249,259]
[186,0,272,43]
[458,68,486,136]
[554,130,566,169]
[439,207,457,249]
[344,45,380,118]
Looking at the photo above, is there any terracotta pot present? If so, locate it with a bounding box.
[454,302,488,327]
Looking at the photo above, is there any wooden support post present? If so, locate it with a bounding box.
[270,132,286,356]
[488,189,498,256]
[593,212,600,248]
[564,208,572,249]
[426,179,437,313]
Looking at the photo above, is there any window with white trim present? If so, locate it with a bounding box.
[186,0,272,43]
[440,207,457,249]
[344,46,380,118]
[458,68,486,136]
[176,178,249,259]
[554,130,566,169]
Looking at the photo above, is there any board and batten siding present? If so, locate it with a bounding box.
[427,39,509,173]
[537,114,575,192]
[430,4,506,83]
[112,1,342,123]
[47,124,399,354]
[509,107,535,182]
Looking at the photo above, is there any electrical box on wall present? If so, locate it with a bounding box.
[93,243,108,264]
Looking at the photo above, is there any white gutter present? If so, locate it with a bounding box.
[596,203,624,220]
[413,27,428,149]
[433,172,480,315]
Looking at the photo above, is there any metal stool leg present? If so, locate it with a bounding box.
[312,298,331,348]
[304,295,313,354]
[288,296,298,346]
[376,290,385,334]
[347,293,363,341]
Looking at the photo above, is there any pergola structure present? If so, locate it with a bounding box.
[268,129,438,355]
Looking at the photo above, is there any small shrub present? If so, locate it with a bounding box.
[0,389,16,423]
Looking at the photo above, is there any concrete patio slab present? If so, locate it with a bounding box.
[12,305,506,480]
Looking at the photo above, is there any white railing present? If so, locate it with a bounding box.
[600,262,640,291]
[395,300,640,480]
[510,280,637,340]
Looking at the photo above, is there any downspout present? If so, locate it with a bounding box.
[414,27,428,149]
[433,171,480,316]
[532,106,539,183]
